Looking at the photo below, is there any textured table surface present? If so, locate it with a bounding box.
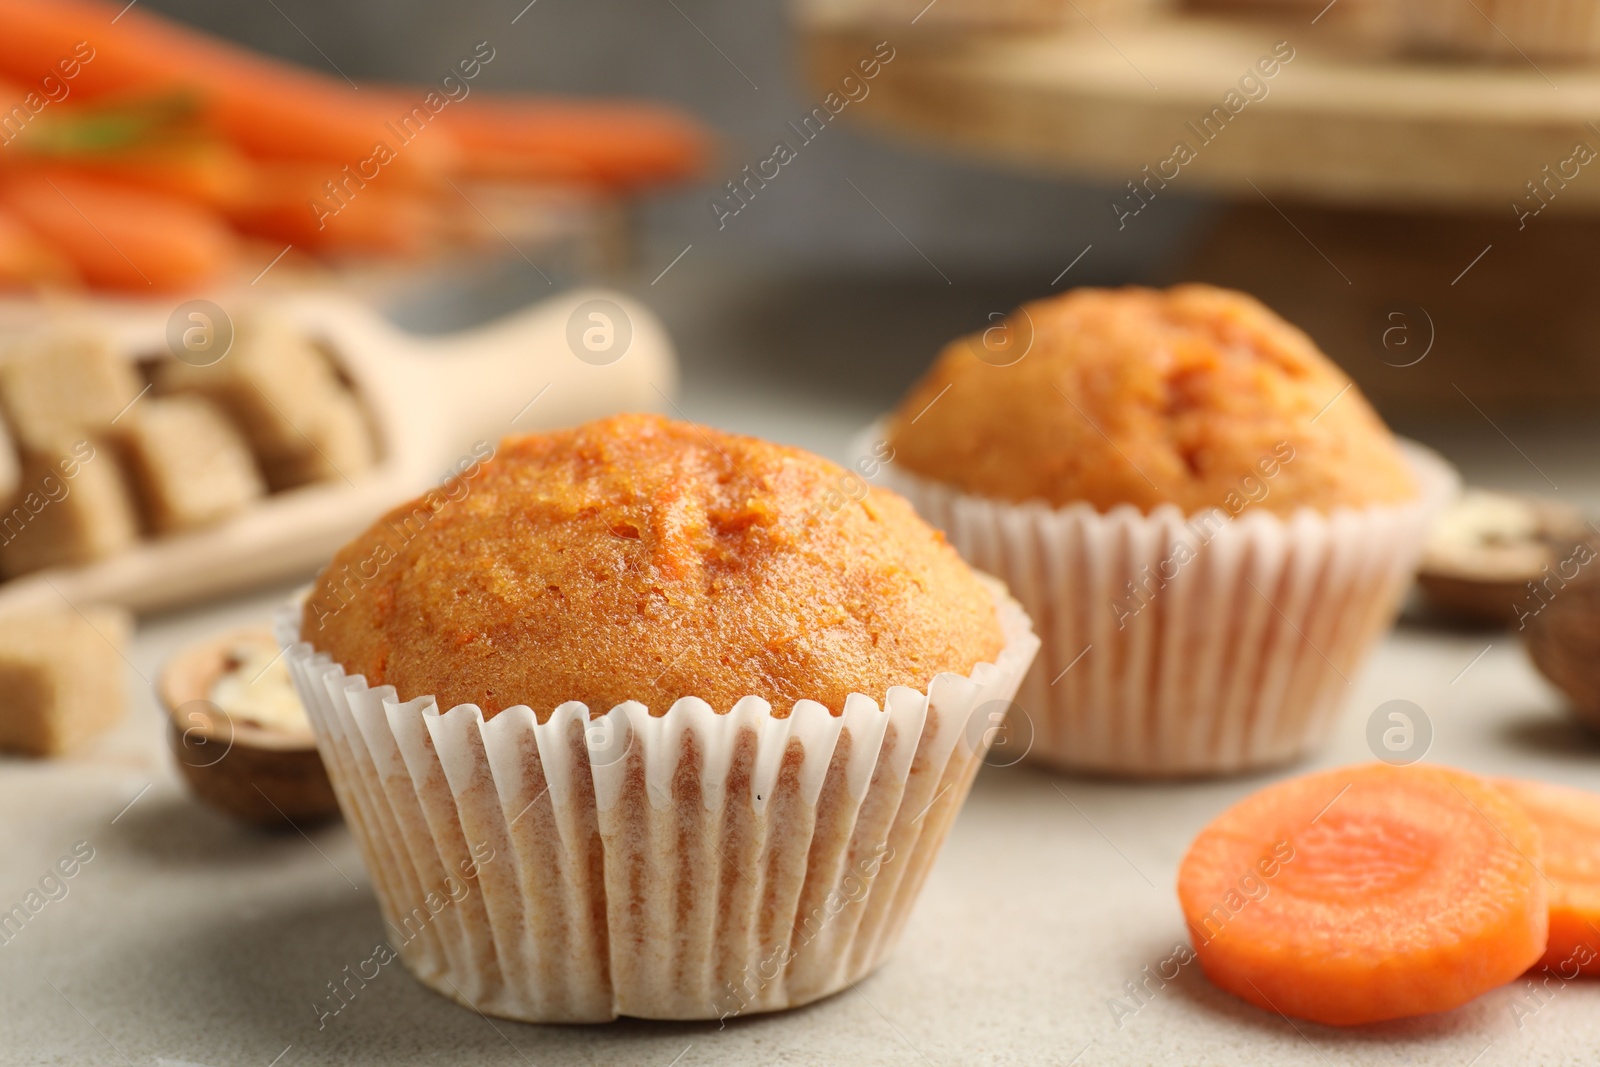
[3,392,1598,1067]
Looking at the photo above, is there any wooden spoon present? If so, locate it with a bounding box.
[0,287,675,614]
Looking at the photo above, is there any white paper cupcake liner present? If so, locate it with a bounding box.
[856,425,1458,777]
[275,582,1038,1023]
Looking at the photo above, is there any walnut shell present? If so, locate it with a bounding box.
[1418,490,1591,628]
[1523,563,1600,735]
[158,626,339,827]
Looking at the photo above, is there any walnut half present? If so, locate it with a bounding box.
[1417,490,1593,628]
[1523,545,1600,735]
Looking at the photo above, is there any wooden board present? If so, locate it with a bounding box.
[1176,204,1600,416]
[800,8,1600,213]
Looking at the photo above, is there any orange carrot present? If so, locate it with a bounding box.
[0,203,76,287]
[2,144,254,211]
[0,85,257,207]
[224,163,438,258]
[1178,763,1548,1026]
[0,170,235,291]
[0,0,449,175]
[1495,778,1600,976]
[421,96,709,190]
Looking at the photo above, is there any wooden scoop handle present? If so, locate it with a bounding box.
[352,287,678,464]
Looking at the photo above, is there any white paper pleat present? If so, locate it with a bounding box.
[277,584,1038,1022]
[860,428,1458,777]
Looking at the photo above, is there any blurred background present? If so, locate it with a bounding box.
[109,0,1600,453]
[90,0,1204,433]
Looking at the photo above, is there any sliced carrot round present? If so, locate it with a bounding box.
[1494,778,1600,977]
[1178,762,1548,1026]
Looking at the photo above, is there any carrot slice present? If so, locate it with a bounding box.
[1178,762,1548,1026]
[0,170,235,291]
[1494,778,1600,976]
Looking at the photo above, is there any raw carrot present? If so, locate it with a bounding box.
[0,170,235,291]
[223,163,439,258]
[1178,762,1548,1026]
[422,97,710,190]
[1494,778,1600,976]
[0,203,76,287]
[0,86,254,207]
[22,145,254,210]
[0,0,449,175]
[1,132,255,211]
[1,88,199,155]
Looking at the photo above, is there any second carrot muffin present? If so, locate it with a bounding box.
[877,284,1456,776]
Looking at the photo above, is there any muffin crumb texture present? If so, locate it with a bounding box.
[305,413,1004,717]
[889,284,1417,515]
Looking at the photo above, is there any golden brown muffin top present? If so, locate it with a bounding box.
[304,413,1005,718]
[888,285,1417,515]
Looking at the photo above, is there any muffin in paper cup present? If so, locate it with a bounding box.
[280,414,1039,1023]
[861,428,1455,776]
[876,285,1461,777]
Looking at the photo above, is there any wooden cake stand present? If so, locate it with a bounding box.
[800,5,1600,414]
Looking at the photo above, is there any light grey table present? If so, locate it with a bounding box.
[3,363,1598,1067]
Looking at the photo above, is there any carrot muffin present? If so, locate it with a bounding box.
[281,412,1038,1023]
[306,413,1003,717]
[890,284,1415,514]
[873,285,1456,777]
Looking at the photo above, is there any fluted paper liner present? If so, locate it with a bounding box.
[859,427,1457,777]
[276,583,1037,1023]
